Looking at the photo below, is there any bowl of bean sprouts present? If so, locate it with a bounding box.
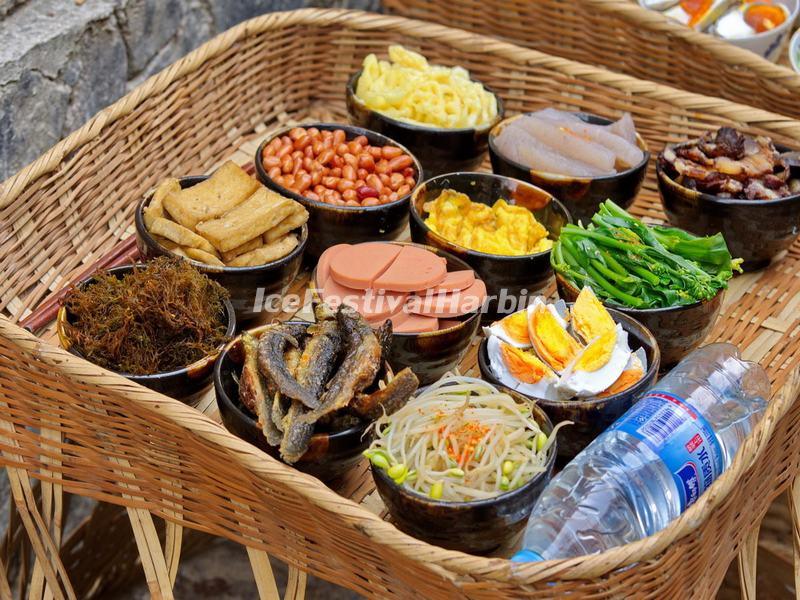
[364,375,562,554]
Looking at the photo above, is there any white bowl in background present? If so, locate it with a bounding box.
[639,0,800,62]
[790,27,800,72]
[724,0,799,62]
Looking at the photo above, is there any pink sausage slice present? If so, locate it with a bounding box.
[329,243,403,290]
[429,270,475,293]
[315,244,350,289]
[393,312,439,333]
[321,275,407,321]
[373,246,447,292]
[366,298,408,327]
[408,279,487,318]
[388,309,413,330]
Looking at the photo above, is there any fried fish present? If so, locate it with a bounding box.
[350,367,419,421]
[299,306,381,424]
[295,304,341,399]
[238,333,265,414]
[257,323,318,409]
[239,333,283,446]
[278,304,342,461]
[279,401,315,464]
[270,345,302,432]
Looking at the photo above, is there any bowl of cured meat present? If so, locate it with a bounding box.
[311,241,485,385]
[657,127,800,271]
[213,303,419,481]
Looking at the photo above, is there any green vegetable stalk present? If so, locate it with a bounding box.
[551,200,742,309]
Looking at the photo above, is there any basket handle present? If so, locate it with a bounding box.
[737,523,759,600]
[790,477,800,600]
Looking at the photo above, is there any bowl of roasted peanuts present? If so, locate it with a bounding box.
[255,123,423,259]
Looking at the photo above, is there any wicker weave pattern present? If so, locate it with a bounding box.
[384,0,800,121]
[1,9,800,597]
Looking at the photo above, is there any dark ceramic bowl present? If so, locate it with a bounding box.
[488,112,650,223]
[556,273,722,369]
[372,386,556,554]
[478,304,660,460]
[57,264,236,401]
[135,176,307,323]
[312,241,482,386]
[214,322,375,481]
[254,123,422,260]
[409,172,571,319]
[656,157,800,271]
[370,386,562,554]
[346,70,504,177]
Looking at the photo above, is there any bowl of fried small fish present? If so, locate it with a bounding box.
[214,303,420,481]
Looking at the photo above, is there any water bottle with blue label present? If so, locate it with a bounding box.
[514,343,769,561]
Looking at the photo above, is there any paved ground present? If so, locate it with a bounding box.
[111,537,361,599]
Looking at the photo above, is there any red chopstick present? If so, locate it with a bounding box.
[20,235,140,333]
[19,159,257,333]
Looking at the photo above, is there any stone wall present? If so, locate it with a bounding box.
[0,0,379,180]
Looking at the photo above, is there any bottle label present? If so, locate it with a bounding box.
[609,390,724,511]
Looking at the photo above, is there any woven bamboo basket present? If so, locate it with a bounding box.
[2,8,800,599]
[384,0,800,121]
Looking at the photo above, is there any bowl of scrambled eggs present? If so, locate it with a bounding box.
[409,172,572,318]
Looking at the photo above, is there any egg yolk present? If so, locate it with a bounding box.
[499,342,553,383]
[681,0,712,26]
[573,328,618,373]
[498,311,530,345]
[572,287,615,342]
[528,305,583,371]
[598,364,645,397]
[744,4,786,33]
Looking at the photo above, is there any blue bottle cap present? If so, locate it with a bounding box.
[511,549,544,562]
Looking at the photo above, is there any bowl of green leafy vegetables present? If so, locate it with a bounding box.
[551,200,742,367]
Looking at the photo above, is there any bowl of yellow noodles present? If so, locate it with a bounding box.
[346,45,504,177]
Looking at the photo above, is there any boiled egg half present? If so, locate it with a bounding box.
[557,323,632,399]
[487,336,559,400]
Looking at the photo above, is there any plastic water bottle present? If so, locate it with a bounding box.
[514,343,769,561]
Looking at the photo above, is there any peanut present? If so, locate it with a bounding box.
[262,127,417,206]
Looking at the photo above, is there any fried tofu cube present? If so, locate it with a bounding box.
[196,188,295,253]
[148,217,219,257]
[220,237,263,263]
[262,205,308,244]
[162,161,259,230]
[144,178,180,229]
[227,234,298,267]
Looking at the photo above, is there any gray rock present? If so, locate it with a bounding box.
[0,67,70,178]
[208,0,305,32]
[0,0,118,78]
[109,537,363,599]
[62,18,128,134]
[306,0,381,9]
[0,0,25,17]
[0,0,121,175]
[125,0,215,89]
[115,0,183,77]
[0,0,385,178]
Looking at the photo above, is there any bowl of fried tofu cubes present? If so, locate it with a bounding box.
[135,161,309,322]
